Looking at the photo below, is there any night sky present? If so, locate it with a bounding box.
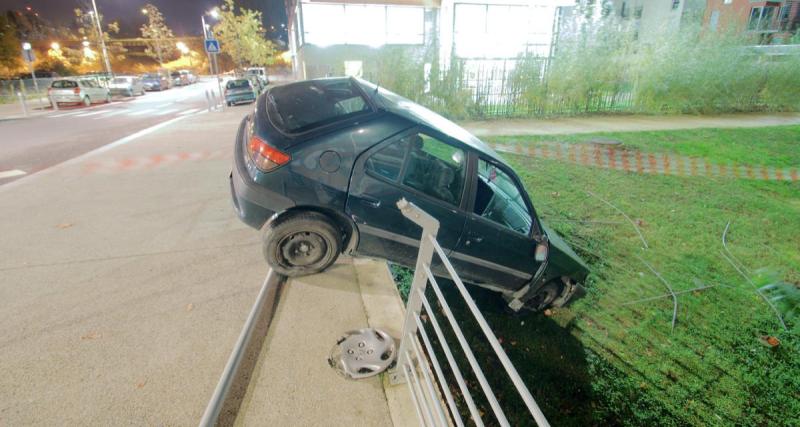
[2,0,287,41]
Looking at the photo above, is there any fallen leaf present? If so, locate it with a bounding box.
[56,223,73,229]
[185,303,194,312]
[634,219,647,227]
[81,331,101,340]
[544,309,553,317]
[759,335,780,347]
[135,379,148,389]
[550,191,560,197]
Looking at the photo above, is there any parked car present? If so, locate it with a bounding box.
[224,78,257,106]
[179,70,197,84]
[246,75,265,94]
[245,67,268,85]
[109,76,145,97]
[48,78,111,107]
[170,71,187,86]
[229,77,589,312]
[141,73,170,91]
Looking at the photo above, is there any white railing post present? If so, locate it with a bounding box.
[391,199,439,385]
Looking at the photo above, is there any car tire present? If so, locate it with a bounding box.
[127,89,133,97]
[106,93,112,103]
[523,281,564,312]
[262,212,342,277]
[83,96,91,107]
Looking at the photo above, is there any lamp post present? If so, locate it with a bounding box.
[177,41,193,67]
[203,8,224,109]
[88,0,113,77]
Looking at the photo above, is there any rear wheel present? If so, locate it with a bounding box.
[263,212,342,277]
[105,93,112,103]
[83,96,91,107]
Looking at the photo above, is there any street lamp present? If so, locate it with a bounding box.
[141,8,148,15]
[209,8,220,19]
[202,8,223,109]
[50,42,60,50]
[88,0,113,77]
[176,41,193,67]
[21,42,40,95]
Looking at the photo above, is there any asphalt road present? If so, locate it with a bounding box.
[0,78,222,186]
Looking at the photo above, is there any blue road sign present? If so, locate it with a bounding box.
[204,39,220,54]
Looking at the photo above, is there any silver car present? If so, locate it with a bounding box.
[49,78,111,107]
[109,76,145,97]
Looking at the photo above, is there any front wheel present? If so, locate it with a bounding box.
[83,96,91,107]
[105,93,112,103]
[524,281,563,312]
[262,212,342,277]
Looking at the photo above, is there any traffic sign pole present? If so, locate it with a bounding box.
[21,43,40,103]
[204,38,223,111]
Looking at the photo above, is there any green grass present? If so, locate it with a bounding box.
[394,125,800,425]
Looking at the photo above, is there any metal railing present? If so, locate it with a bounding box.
[391,199,550,427]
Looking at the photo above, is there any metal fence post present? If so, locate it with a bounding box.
[17,92,28,117]
[205,89,212,111]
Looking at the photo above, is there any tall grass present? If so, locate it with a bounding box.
[363,23,800,119]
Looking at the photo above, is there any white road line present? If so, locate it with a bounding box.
[94,110,127,118]
[127,108,156,116]
[0,169,27,179]
[178,108,201,116]
[154,108,179,116]
[50,111,83,118]
[74,110,109,117]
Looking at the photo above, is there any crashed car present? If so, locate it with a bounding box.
[230,77,589,311]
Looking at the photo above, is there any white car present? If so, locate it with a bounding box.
[49,78,111,107]
[109,76,145,97]
[245,67,268,84]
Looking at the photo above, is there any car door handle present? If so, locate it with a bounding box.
[360,196,381,208]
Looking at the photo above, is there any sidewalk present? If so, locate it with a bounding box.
[460,111,800,136]
[0,96,50,120]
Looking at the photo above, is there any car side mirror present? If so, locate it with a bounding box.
[534,241,548,262]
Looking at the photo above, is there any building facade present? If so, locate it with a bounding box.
[703,0,800,43]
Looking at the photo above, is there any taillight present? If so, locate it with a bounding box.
[73,87,81,94]
[247,135,290,172]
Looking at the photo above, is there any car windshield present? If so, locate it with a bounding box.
[171,72,180,77]
[226,80,251,89]
[267,79,370,134]
[112,78,131,84]
[51,80,78,89]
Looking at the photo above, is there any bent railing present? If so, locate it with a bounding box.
[391,199,550,427]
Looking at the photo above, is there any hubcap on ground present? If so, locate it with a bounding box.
[279,231,327,267]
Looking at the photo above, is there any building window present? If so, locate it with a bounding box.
[300,2,424,47]
[453,3,539,58]
[723,0,732,4]
[671,0,680,10]
[709,10,720,32]
[748,6,777,31]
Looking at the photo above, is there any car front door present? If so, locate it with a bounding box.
[452,156,541,292]
[346,129,468,268]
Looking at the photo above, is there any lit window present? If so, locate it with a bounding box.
[301,2,424,47]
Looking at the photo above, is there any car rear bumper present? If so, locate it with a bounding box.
[226,93,256,104]
[51,94,82,103]
[230,117,294,229]
[109,88,132,95]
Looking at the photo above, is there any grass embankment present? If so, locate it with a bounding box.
[396,125,800,426]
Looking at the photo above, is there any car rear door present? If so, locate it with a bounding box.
[452,155,540,291]
[346,128,468,268]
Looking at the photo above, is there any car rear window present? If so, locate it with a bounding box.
[227,79,251,89]
[267,79,371,134]
[51,80,78,89]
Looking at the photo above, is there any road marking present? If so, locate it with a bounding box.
[127,108,156,116]
[0,169,27,179]
[74,110,109,117]
[178,108,201,116]
[50,111,82,118]
[93,110,127,118]
[154,108,179,116]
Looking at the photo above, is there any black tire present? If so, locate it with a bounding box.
[262,212,342,277]
[524,281,563,312]
[83,96,91,107]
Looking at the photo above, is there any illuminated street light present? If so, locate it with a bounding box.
[22,42,32,50]
[209,8,220,19]
[141,8,148,14]
[50,42,60,50]
[82,40,90,47]
[176,41,189,54]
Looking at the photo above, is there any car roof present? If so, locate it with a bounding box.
[352,78,505,165]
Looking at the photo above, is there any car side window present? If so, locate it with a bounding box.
[401,134,466,206]
[365,137,408,182]
[474,159,532,235]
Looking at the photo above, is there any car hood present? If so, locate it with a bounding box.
[541,222,590,278]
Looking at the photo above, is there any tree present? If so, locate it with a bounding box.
[213,0,276,70]
[0,14,22,77]
[73,8,126,65]
[140,4,174,66]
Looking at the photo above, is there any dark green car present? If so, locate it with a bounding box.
[230,77,589,312]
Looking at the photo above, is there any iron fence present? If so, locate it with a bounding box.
[391,198,549,427]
